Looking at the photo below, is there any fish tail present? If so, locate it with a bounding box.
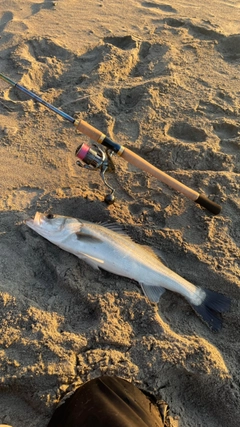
[191,289,230,332]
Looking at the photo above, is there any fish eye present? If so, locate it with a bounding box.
[46,213,54,219]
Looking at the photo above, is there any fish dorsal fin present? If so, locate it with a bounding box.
[100,222,135,241]
[100,222,127,233]
[77,222,134,243]
[140,283,166,303]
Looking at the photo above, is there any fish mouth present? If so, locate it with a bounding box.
[25,211,44,228]
[33,211,43,226]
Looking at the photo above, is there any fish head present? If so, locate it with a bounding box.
[25,212,81,242]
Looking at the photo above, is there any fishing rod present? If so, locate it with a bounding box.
[0,72,221,214]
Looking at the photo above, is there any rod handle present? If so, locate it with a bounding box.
[75,119,105,142]
[195,194,221,214]
[121,147,199,200]
[121,148,221,215]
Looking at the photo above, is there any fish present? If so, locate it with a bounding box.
[25,212,230,332]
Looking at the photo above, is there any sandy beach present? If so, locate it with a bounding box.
[0,1,240,426]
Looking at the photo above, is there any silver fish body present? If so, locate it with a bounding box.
[26,212,230,331]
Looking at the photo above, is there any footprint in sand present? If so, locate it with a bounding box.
[114,118,140,141]
[10,37,74,94]
[213,121,239,139]
[103,35,138,50]
[131,41,169,78]
[197,99,233,116]
[166,121,208,143]
[0,11,28,34]
[164,17,224,45]
[169,19,240,64]
[141,2,177,13]
[115,86,147,112]
[188,22,222,40]
[163,17,185,27]
[129,201,166,227]
[217,34,240,61]
[213,121,240,158]
[0,11,13,31]
[31,0,55,15]
[24,37,72,62]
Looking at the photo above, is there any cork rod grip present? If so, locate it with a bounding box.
[121,148,221,214]
[75,119,105,142]
[121,147,199,200]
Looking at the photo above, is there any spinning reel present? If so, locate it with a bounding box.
[75,143,116,204]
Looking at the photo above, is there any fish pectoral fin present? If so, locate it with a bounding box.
[76,232,103,244]
[140,283,165,303]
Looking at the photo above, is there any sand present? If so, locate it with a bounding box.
[0,0,239,426]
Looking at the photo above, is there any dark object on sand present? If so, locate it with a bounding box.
[47,376,168,427]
